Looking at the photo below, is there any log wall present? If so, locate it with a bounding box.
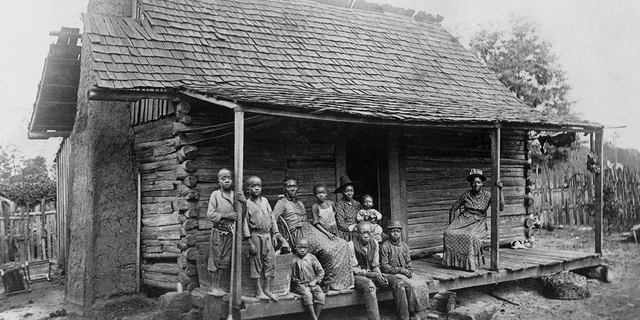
[403,129,530,255]
[134,101,532,286]
[133,100,341,291]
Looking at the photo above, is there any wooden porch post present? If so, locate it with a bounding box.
[385,131,408,242]
[594,131,603,255]
[231,107,244,318]
[334,135,346,202]
[490,127,501,271]
[136,173,142,293]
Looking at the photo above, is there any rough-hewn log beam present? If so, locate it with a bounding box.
[88,89,181,102]
[594,131,604,254]
[490,127,501,271]
[231,107,244,318]
[28,131,72,139]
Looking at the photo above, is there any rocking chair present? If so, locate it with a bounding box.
[276,216,294,253]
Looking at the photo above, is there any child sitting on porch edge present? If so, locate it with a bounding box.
[292,238,326,320]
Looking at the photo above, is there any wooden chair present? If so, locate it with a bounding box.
[25,259,53,284]
[1,262,31,295]
[276,216,294,252]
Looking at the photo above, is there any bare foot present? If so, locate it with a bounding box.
[206,286,226,297]
[256,293,270,301]
[265,290,279,301]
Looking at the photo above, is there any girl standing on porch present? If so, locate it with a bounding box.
[312,184,338,240]
[443,169,491,272]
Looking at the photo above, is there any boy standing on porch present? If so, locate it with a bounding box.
[205,168,238,295]
[238,175,289,301]
[292,238,326,320]
[380,220,426,320]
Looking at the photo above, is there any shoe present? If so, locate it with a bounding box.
[510,240,525,249]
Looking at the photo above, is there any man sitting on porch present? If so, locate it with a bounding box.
[349,221,411,320]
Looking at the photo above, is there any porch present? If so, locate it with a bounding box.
[192,247,603,319]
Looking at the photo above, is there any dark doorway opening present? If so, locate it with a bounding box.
[345,127,382,212]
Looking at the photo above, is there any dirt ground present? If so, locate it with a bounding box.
[1,227,639,320]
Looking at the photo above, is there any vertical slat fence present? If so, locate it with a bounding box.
[0,206,57,264]
[533,166,640,228]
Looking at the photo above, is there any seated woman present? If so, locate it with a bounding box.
[273,177,354,291]
[442,169,491,271]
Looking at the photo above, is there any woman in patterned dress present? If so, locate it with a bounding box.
[273,177,354,290]
[334,176,363,242]
[442,169,491,271]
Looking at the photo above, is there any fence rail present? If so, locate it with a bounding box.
[532,166,640,229]
[1,209,57,264]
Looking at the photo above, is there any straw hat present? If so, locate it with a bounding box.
[466,169,487,182]
[334,175,361,194]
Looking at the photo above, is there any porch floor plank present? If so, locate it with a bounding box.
[501,251,568,266]
[202,248,603,319]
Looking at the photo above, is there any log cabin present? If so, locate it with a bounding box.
[29,0,606,317]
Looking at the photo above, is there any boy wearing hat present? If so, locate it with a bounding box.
[381,220,426,320]
[350,221,411,320]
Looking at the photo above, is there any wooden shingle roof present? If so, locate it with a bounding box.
[84,0,601,129]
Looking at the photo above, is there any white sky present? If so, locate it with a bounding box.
[1,0,639,164]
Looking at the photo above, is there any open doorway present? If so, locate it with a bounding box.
[345,127,382,212]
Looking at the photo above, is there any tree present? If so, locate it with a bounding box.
[0,146,13,181]
[0,156,56,208]
[469,18,573,115]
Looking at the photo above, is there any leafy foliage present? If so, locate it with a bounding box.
[530,142,575,170]
[0,146,14,181]
[603,179,621,232]
[0,155,55,208]
[469,18,573,115]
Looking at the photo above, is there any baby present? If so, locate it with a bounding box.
[357,194,383,243]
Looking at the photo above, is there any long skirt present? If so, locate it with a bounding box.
[291,222,354,290]
[442,213,488,271]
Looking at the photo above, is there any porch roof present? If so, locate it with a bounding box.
[28,28,81,139]
[84,0,602,131]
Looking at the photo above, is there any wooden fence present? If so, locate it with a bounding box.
[606,166,640,227]
[532,166,640,229]
[0,207,57,264]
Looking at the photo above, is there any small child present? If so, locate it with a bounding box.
[312,184,338,240]
[292,238,326,320]
[380,220,426,318]
[239,176,289,301]
[357,194,383,243]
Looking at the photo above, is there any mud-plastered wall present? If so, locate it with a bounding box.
[65,0,137,309]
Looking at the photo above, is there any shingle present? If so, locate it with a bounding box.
[82,0,599,128]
